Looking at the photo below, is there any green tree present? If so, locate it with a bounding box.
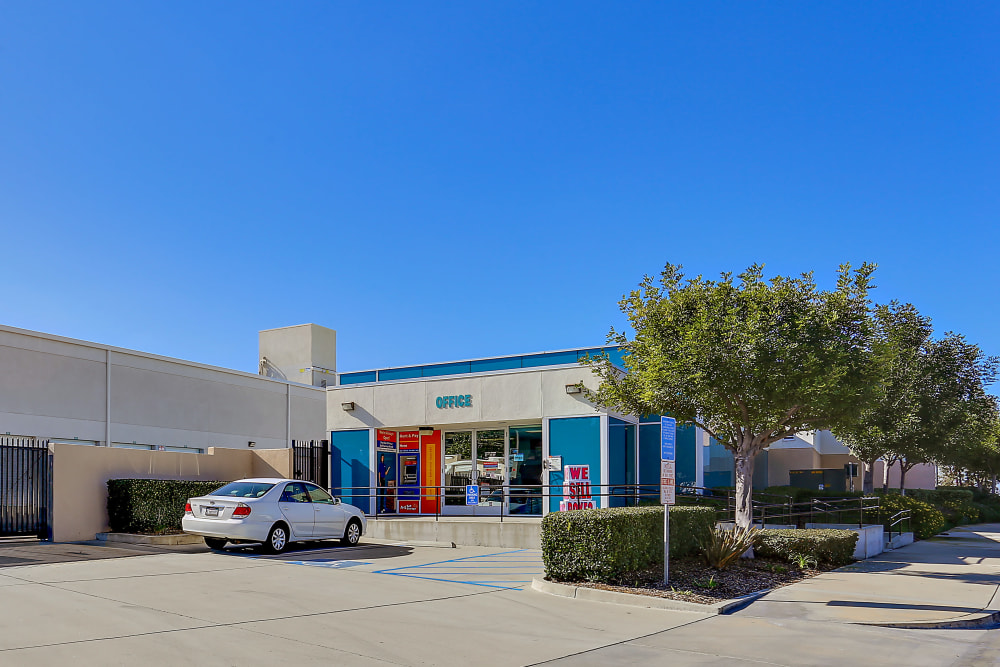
[584,263,882,530]
[832,302,932,494]
[891,334,997,492]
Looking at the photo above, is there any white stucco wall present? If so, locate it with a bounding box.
[0,324,325,449]
[327,366,607,431]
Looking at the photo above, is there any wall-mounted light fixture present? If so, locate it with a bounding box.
[248,441,256,448]
[342,402,356,411]
[418,426,435,434]
[565,383,583,394]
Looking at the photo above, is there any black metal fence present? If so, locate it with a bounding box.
[292,439,330,489]
[0,437,50,538]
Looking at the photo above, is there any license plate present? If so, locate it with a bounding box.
[204,507,220,516]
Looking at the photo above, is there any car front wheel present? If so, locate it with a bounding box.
[264,524,289,554]
[342,519,362,546]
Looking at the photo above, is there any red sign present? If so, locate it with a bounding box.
[560,465,596,511]
[397,500,419,513]
[399,431,420,451]
[376,430,397,443]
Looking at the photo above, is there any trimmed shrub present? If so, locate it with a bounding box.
[541,505,715,583]
[973,501,1000,523]
[907,488,975,506]
[107,479,228,533]
[753,529,858,566]
[876,492,945,539]
[762,486,863,502]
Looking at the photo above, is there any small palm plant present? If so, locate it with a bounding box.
[699,525,760,569]
[789,553,819,570]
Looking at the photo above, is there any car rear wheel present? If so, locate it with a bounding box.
[204,537,228,550]
[341,519,362,546]
[264,523,289,554]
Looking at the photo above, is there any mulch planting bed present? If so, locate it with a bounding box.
[564,556,834,605]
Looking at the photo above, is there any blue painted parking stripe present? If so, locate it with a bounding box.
[371,549,542,590]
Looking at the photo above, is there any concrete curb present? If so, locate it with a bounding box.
[860,611,1000,630]
[530,578,771,615]
[96,532,205,546]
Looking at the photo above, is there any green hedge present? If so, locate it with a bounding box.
[541,505,715,583]
[906,488,974,505]
[753,529,858,566]
[876,492,944,539]
[973,501,1000,523]
[107,479,228,533]
[762,486,863,502]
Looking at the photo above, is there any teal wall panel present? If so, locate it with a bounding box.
[548,416,601,512]
[331,429,371,512]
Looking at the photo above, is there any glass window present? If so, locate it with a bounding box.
[339,371,377,385]
[470,357,521,372]
[279,482,311,503]
[209,482,275,498]
[306,484,336,504]
[378,367,423,381]
[421,362,472,377]
[521,351,578,367]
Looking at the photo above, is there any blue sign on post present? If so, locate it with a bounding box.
[660,416,677,462]
[465,485,480,506]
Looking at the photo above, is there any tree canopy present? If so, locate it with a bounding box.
[584,262,883,527]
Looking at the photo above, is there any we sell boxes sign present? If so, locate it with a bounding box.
[559,465,596,511]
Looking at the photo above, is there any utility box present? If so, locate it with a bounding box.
[789,468,847,492]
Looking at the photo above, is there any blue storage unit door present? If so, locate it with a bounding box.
[548,416,601,512]
[331,430,371,513]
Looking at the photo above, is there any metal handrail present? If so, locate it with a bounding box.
[327,483,881,527]
[886,509,911,541]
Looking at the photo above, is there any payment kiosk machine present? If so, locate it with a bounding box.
[397,431,421,513]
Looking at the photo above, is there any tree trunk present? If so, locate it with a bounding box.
[881,458,891,492]
[899,464,907,495]
[734,451,754,530]
[862,460,875,495]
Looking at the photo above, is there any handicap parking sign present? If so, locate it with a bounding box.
[466,484,479,506]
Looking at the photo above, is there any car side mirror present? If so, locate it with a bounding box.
[334,497,341,505]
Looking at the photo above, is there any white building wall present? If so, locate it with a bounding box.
[0,324,325,449]
[327,366,602,431]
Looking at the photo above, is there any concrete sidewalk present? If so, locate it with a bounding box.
[733,523,1000,627]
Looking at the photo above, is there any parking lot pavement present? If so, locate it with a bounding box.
[0,537,204,568]
[0,537,997,666]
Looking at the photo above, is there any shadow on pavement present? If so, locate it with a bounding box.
[223,541,414,562]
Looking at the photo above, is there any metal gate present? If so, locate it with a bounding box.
[292,439,330,489]
[0,437,50,538]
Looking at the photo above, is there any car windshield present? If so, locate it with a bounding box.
[209,482,275,498]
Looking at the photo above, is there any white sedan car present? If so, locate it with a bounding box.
[182,478,367,554]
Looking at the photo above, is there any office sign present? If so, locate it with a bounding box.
[436,395,473,409]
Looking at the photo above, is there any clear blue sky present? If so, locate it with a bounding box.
[1,2,997,374]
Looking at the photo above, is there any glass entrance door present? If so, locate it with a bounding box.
[442,428,507,515]
[475,430,506,511]
[443,431,473,508]
[508,425,543,515]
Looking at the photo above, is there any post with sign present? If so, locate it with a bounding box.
[660,416,677,584]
